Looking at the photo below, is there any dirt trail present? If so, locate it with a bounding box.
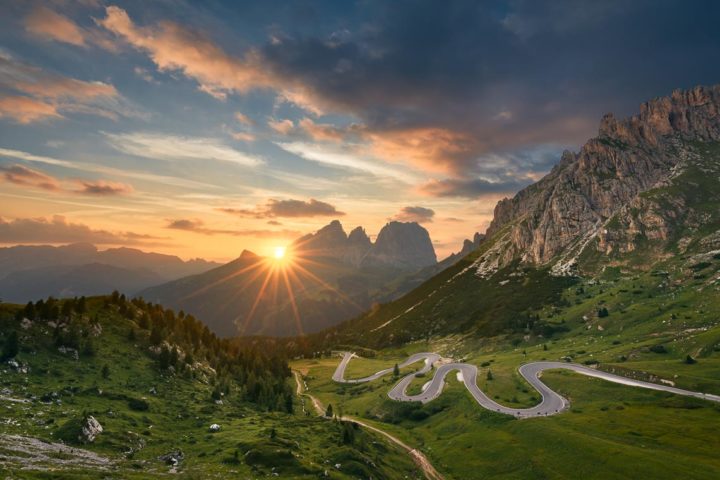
[293,371,444,480]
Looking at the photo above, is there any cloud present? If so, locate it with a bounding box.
[0,162,134,196]
[23,5,120,52]
[0,164,60,190]
[230,131,256,142]
[133,66,158,83]
[219,198,345,219]
[25,6,86,46]
[298,118,347,142]
[0,95,61,124]
[235,112,254,126]
[103,132,263,167]
[268,118,294,135]
[98,6,277,100]
[165,218,300,238]
[0,147,218,191]
[0,54,143,123]
[75,180,133,195]
[391,206,435,224]
[0,215,159,245]
[418,177,530,199]
[276,141,418,183]
[266,198,344,217]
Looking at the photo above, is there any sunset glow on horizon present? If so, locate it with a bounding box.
[2,2,719,263]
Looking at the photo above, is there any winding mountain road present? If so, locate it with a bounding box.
[333,352,720,418]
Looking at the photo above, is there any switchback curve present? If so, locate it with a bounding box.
[333,352,720,418]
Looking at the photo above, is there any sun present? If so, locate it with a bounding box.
[273,246,287,260]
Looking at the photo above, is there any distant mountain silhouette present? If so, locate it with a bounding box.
[140,221,446,337]
[0,243,220,302]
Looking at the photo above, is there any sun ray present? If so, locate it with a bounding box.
[179,258,265,301]
[237,265,275,335]
[291,261,364,310]
[281,266,303,336]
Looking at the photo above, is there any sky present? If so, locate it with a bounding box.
[1,0,719,262]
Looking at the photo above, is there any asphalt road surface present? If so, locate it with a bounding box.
[333,352,720,418]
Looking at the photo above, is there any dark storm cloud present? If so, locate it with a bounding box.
[260,0,720,173]
[419,177,530,199]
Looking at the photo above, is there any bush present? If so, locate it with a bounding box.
[649,344,668,354]
[1,330,19,361]
[128,398,150,411]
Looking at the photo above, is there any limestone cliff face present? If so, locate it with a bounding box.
[478,85,720,276]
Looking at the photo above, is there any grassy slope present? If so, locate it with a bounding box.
[294,245,720,479]
[0,298,420,479]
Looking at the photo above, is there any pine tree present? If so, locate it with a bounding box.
[101,364,110,379]
[150,325,163,345]
[393,363,400,377]
[325,403,333,418]
[486,369,493,381]
[2,330,19,360]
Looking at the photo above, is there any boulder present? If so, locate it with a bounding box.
[80,416,103,443]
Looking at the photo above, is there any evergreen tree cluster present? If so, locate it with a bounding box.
[3,292,294,413]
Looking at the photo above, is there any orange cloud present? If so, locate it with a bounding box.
[165,218,301,238]
[0,96,61,123]
[25,6,86,46]
[298,118,346,142]
[218,198,344,219]
[0,55,140,123]
[365,127,479,174]
[268,118,294,135]
[99,6,274,100]
[0,164,60,190]
[231,131,256,142]
[0,215,160,246]
[98,6,323,111]
[0,163,134,196]
[75,180,133,196]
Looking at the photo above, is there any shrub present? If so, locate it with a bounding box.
[128,398,150,411]
[649,344,668,354]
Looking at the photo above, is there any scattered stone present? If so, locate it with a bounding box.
[159,449,184,466]
[209,423,221,432]
[20,318,33,330]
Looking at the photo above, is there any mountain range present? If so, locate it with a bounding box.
[0,243,220,302]
[139,221,478,337]
[311,84,720,347]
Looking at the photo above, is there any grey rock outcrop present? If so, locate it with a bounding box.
[476,85,720,276]
[79,416,103,443]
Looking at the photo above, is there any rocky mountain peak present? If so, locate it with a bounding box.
[292,220,437,270]
[477,84,720,277]
[363,221,436,269]
[348,226,371,246]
